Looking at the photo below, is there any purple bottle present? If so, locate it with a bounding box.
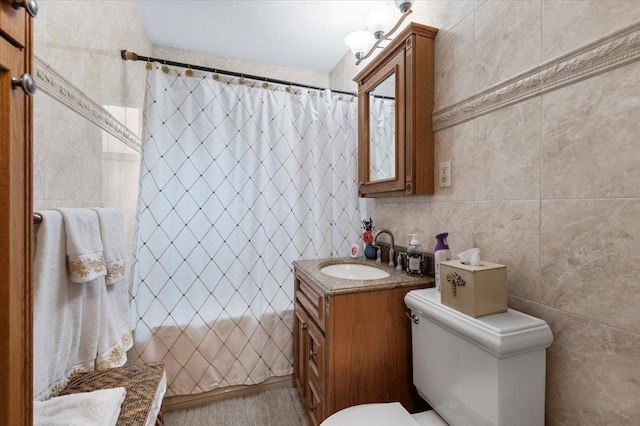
[434,233,450,293]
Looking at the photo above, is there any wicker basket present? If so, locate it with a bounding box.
[58,362,166,426]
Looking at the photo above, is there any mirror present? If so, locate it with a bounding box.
[368,72,396,182]
[355,23,437,197]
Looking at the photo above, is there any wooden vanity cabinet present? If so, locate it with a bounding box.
[294,268,428,425]
[354,22,438,197]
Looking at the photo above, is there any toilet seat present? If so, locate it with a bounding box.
[320,402,448,426]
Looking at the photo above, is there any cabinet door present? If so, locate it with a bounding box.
[307,316,325,395]
[0,7,33,425]
[0,1,26,46]
[354,23,437,197]
[307,375,325,426]
[294,301,308,398]
[357,48,406,197]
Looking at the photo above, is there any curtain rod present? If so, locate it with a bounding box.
[121,50,356,96]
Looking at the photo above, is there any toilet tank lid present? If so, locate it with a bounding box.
[405,288,553,358]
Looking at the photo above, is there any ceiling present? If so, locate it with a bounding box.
[135,1,392,74]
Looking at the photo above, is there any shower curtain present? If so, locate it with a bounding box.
[130,64,360,396]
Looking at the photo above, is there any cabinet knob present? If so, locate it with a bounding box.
[301,323,307,330]
[12,0,38,17]
[359,181,365,186]
[11,74,37,96]
[309,349,317,360]
[309,403,317,412]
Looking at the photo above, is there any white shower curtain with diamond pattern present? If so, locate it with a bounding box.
[130,64,360,396]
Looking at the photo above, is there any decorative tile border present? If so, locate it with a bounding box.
[433,20,640,131]
[33,56,142,152]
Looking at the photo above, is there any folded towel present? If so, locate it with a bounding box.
[55,208,106,283]
[32,210,103,400]
[33,387,126,426]
[92,208,126,285]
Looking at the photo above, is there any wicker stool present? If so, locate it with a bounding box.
[58,362,166,426]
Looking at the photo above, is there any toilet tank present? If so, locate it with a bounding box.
[405,289,553,426]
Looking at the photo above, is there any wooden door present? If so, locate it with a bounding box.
[0,1,33,424]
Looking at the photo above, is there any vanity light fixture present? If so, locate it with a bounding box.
[344,0,414,65]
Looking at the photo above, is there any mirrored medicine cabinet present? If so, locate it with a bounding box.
[354,22,438,197]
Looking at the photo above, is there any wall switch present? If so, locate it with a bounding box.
[439,161,451,188]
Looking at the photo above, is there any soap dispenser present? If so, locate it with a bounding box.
[434,232,451,293]
[406,234,423,275]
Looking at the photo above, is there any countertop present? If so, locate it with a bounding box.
[293,257,434,295]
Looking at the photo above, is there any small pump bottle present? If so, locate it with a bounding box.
[406,234,423,275]
[434,232,451,293]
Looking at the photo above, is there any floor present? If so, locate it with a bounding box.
[164,387,312,426]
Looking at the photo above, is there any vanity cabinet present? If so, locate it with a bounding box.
[294,264,430,425]
[354,22,438,197]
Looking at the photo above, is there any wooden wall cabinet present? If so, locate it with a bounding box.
[354,23,438,197]
[294,267,428,425]
[1,0,34,424]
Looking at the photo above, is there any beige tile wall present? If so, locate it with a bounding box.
[33,0,152,282]
[330,1,640,423]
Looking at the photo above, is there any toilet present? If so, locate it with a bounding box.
[321,288,553,426]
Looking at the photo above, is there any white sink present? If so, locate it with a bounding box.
[320,263,390,280]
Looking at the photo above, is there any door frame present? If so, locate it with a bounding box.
[0,3,33,424]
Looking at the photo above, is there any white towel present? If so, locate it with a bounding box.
[92,208,126,285]
[91,208,132,370]
[95,281,133,371]
[32,211,102,400]
[33,387,126,426]
[55,208,107,283]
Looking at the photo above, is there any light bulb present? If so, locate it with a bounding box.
[344,31,375,59]
[394,0,414,14]
[364,7,396,40]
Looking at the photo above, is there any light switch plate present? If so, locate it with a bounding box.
[439,161,451,188]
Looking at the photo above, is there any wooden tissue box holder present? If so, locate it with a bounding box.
[440,259,507,318]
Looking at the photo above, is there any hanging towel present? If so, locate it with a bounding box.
[32,210,102,400]
[33,387,126,426]
[55,208,107,283]
[91,208,132,370]
[92,208,126,285]
[95,281,133,371]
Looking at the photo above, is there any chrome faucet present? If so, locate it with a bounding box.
[374,229,396,267]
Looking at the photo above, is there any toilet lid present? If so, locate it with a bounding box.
[320,402,447,426]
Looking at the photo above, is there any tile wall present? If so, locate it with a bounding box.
[32,0,152,281]
[329,1,640,424]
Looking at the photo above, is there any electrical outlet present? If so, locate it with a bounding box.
[439,161,451,188]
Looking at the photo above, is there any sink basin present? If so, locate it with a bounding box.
[320,263,390,280]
